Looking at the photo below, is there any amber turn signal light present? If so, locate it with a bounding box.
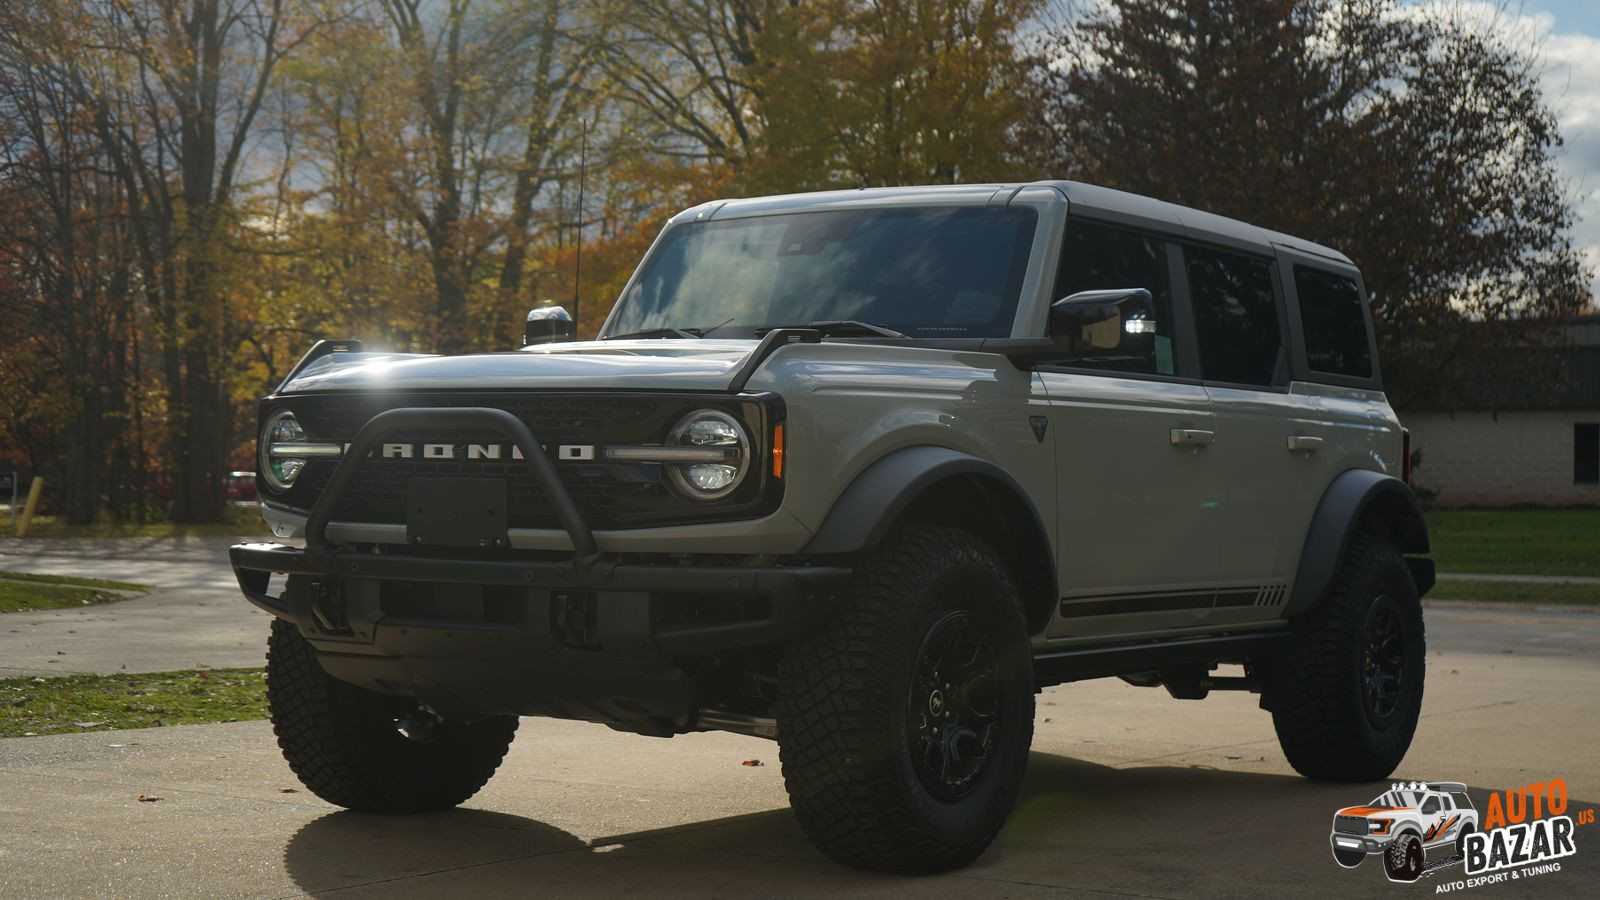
[772,423,785,478]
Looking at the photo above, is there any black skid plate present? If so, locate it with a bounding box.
[405,477,509,548]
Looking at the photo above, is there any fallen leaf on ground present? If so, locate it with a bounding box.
[741,759,762,767]
[278,788,298,793]
[137,795,161,803]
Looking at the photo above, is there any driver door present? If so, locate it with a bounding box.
[1040,220,1222,640]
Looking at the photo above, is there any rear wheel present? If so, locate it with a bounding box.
[1262,534,1424,781]
[774,526,1035,873]
[266,618,518,812]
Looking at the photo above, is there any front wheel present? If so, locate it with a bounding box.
[774,526,1035,873]
[1385,833,1424,882]
[266,618,518,813]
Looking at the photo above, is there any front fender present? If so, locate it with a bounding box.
[802,445,1058,633]
[803,445,1040,555]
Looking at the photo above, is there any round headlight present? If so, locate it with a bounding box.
[260,409,307,492]
[666,409,749,500]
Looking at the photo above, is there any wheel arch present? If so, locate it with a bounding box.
[803,445,1057,634]
[1287,468,1432,617]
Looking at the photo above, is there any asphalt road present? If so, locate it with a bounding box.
[0,540,1597,898]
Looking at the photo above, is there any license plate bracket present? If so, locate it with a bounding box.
[406,477,509,548]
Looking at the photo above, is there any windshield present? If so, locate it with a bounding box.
[606,206,1037,339]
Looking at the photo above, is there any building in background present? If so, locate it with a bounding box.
[1403,316,1600,507]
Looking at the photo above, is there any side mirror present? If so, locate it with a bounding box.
[1049,288,1156,360]
[523,306,576,346]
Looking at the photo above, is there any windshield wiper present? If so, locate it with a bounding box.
[754,320,909,339]
[604,326,704,340]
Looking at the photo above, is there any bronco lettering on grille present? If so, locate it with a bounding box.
[368,442,595,461]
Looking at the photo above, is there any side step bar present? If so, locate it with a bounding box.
[1032,630,1290,688]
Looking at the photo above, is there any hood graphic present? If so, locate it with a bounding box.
[280,339,761,393]
[1337,806,1412,817]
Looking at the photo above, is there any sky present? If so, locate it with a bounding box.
[1435,1,1600,301]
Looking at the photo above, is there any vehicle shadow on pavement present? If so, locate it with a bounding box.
[280,754,1599,897]
[282,807,590,895]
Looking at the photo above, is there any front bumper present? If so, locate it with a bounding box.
[231,541,848,655]
[231,405,849,730]
[1330,832,1392,855]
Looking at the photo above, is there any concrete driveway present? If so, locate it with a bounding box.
[0,537,269,676]
[0,541,1597,897]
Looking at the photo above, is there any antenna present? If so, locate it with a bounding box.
[571,118,587,334]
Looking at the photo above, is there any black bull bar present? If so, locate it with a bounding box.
[229,407,849,655]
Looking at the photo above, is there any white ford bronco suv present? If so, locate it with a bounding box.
[232,182,1434,873]
[1332,781,1479,881]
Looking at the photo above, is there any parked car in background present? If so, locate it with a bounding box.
[226,471,258,502]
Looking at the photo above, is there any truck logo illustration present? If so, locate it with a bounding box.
[1331,781,1480,882]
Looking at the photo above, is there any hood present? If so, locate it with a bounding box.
[1338,806,1411,817]
[280,339,759,393]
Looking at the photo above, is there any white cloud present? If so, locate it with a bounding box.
[1540,30,1600,302]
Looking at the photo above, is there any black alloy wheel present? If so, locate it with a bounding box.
[1361,594,1407,729]
[906,611,1002,800]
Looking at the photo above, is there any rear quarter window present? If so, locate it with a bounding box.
[1294,266,1373,379]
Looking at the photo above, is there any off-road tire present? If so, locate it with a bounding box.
[1385,833,1424,882]
[1332,847,1365,868]
[1262,534,1424,782]
[266,618,518,812]
[774,526,1035,873]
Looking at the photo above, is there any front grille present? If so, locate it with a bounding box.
[269,391,781,532]
[1335,815,1369,835]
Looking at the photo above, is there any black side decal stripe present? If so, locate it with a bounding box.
[1059,591,1215,618]
[1058,585,1284,617]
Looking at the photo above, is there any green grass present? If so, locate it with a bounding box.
[1426,509,1600,577]
[0,583,119,613]
[15,504,269,539]
[0,571,146,613]
[1430,578,1600,606]
[0,571,146,592]
[0,668,268,738]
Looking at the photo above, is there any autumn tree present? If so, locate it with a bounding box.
[32,0,326,521]
[597,1,1040,194]
[0,3,150,522]
[1028,0,1592,406]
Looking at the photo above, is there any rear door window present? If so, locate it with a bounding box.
[1185,246,1286,387]
[1294,266,1373,378]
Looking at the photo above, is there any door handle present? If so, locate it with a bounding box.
[1286,435,1325,452]
[1170,428,1215,447]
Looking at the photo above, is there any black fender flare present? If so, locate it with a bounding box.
[1287,468,1432,616]
[803,445,1057,632]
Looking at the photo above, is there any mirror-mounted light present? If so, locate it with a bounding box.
[523,305,576,346]
[1001,288,1157,369]
[1050,287,1156,359]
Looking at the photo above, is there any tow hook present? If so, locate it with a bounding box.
[308,578,347,632]
[394,704,445,742]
